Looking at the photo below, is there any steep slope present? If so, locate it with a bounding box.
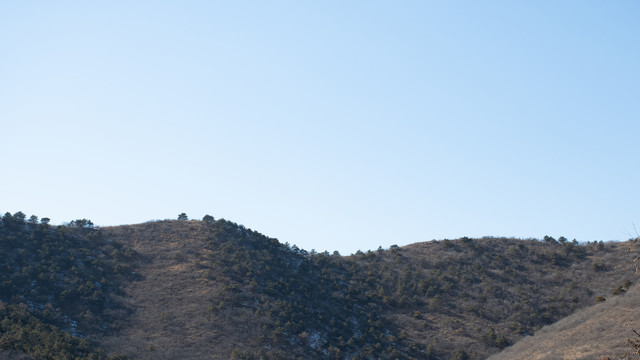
[95,220,220,358]
[488,282,640,360]
[344,237,635,359]
[98,219,412,359]
[97,219,636,359]
[0,212,135,359]
[1,211,637,359]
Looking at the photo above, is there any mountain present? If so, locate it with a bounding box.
[0,211,637,359]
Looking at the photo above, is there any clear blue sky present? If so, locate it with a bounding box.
[1,1,639,254]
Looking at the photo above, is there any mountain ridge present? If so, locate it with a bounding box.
[0,211,637,359]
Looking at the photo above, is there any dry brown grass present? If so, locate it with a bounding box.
[384,239,637,359]
[96,220,233,359]
[488,278,640,360]
[84,221,638,359]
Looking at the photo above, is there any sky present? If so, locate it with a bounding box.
[1,1,639,254]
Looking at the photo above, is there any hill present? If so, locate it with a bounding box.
[0,212,136,359]
[488,280,640,360]
[0,211,637,359]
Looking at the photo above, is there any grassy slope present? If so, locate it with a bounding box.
[96,220,637,359]
[97,220,233,359]
[2,213,638,359]
[350,237,635,359]
[99,220,412,359]
[488,283,640,360]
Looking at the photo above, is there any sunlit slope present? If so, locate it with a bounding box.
[1,212,637,359]
[96,220,636,359]
[488,283,640,360]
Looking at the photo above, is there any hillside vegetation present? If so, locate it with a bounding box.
[488,280,640,360]
[0,212,135,359]
[0,211,637,359]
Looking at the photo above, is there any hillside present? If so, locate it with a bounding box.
[0,212,136,359]
[0,211,638,359]
[488,280,640,360]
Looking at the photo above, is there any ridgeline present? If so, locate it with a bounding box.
[0,211,636,359]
